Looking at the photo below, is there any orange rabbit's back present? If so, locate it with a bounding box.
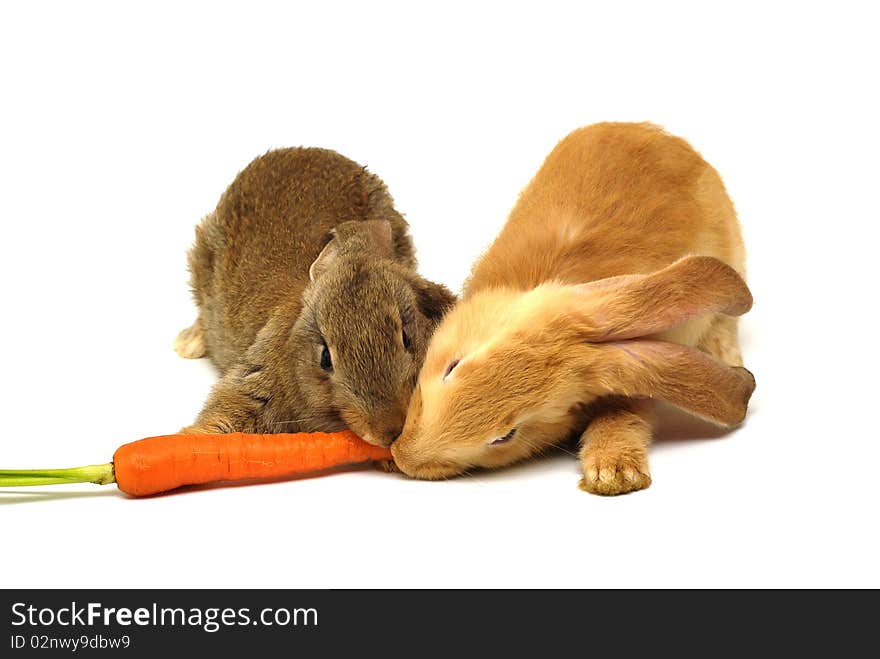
[466,122,746,295]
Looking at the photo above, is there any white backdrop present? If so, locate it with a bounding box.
[1,1,877,588]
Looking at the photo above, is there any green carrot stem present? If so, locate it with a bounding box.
[0,464,116,487]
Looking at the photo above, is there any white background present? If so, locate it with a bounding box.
[1,2,877,588]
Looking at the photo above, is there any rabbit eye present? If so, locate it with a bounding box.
[442,359,460,380]
[489,428,517,445]
[320,341,333,372]
[402,329,412,351]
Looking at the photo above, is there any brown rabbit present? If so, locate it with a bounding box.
[175,147,456,446]
[390,123,754,493]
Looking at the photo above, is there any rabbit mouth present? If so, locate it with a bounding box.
[392,458,466,481]
[340,409,405,448]
[358,430,396,449]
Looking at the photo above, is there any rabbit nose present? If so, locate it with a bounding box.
[362,425,401,448]
[381,410,406,445]
[385,425,403,445]
[374,424,402,447]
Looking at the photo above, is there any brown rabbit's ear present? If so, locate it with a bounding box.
[574,256,752,341]
[309,235,339,282]
[409,276,457,323]
[339,219,393,259]
[587,340,756,427]
[309,220,393,282]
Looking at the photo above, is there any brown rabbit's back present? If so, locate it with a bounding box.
[466,122,745,295]
[188,148,413,372]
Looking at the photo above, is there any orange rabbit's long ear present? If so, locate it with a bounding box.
[575,256,752,341]
[543,256,754,425]
[586,340,756,427]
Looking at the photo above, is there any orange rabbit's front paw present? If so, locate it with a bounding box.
[579,446,651,496]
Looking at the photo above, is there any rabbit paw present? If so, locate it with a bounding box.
[579,446,651,496]
[376,459,401,474]
[174,323,206,359]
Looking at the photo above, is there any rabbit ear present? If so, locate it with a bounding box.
[345,219,393,258]
[588,340,756,427]
[573,256,752,341]
[309,220,393,282]
[308,234,339,282]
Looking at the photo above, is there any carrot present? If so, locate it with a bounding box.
[0,431,392,497]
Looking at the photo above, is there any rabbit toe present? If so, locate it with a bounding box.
[579,447,651,496]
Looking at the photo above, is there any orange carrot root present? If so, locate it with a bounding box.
[113,431,392,496]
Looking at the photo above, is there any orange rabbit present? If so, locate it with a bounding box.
[390,122,754,495]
